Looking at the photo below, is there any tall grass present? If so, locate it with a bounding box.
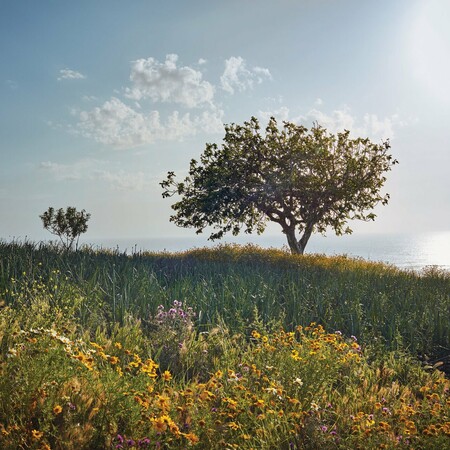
[0,240,448,370]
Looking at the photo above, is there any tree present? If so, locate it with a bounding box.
[161,117,398,254]
[40,206,91,251]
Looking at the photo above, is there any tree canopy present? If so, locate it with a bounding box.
[161,117,398,254]
[40,206,91,251]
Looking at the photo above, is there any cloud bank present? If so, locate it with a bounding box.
[76,97,224,148]
[71,54,272,149]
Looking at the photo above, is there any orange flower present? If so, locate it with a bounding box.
[183,432,199,444]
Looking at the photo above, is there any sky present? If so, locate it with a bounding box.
[1,0,449,248]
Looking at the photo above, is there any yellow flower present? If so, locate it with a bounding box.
[162,370,172,381]
[152,416,168,432]
[53,404,63,415]
[251,330,261,339]
[32,429,44,440]
[183,432,199,444]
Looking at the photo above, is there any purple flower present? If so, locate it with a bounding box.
[320,425,328,432]
[116,434,124,444]
[138,438,151,447]
[126,439,135,447]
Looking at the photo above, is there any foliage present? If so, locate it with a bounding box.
[40,206,91,251]
[0,292,449,449]
[161,117,398,254]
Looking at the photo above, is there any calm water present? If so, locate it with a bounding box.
[86,231,450,271]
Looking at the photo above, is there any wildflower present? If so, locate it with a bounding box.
[183,432,199,444]
[293,377,303,386]
[162,370,172,381]
[151,416,168,432]
[32,429,44,440]
[156,394,170,410]
[264,387,278,395]
[254,399,265,408]
[251,330,261,339]
[109,355,119,365]
[53,404,63,415]
[138,438,151,447]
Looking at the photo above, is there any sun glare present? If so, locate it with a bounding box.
[407,0,450,102]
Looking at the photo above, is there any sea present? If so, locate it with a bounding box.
[85,230,450,272]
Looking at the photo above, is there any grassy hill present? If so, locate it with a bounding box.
[0,241,449,448]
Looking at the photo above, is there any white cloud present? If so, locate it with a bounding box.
[39,159,153,191]
[94,170,151,191]
[221,56,272,94]
[6,79,18,90]
[82,95,98,102]
[258,106,291,123]
[75,97,224,148]
[258,105,403,141]
[39,159,95,180]
[125,54,214,108]
[303,107,399,140]
[58,68,86,81]
[76,97,162,148]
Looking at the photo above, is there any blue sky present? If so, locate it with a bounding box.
[1,0,449,245]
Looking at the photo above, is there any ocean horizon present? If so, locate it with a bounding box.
[80,230,450,272]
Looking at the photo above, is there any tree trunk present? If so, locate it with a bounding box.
[284,227,304,255]
[284,224,313,255]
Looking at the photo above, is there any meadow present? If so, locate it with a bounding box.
[0,240,449,449]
